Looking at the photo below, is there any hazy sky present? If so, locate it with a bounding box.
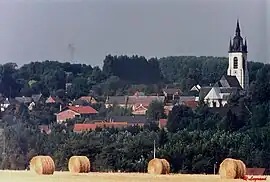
[0,0,268,67]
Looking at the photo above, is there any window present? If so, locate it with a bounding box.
[243,57,245,69]
[233,57,238,69]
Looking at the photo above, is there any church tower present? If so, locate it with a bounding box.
[227,19,249,90]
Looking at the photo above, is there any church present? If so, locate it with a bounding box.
[198,20,249,107]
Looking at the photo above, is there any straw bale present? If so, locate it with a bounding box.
[235,159,246,179]
[68,156,90,173]
[219,158,246,179]
[147,158,164,175]
[160,159,170,174]
[29,155,55,175]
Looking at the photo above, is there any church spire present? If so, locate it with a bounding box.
[229,19,246,53]
[236,19,241,36]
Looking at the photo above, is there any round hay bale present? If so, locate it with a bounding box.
[219,158,246,179]
[29,155,55,175]
[68,156,90,173]
[219,158,237,179]
[160,159,170,174]
[147,158,164,174]
[235,159,246,179]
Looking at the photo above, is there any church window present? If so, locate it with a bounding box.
[233,57,238,69]
[243,57,245,69]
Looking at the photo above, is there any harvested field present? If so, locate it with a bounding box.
[0,170,268,182]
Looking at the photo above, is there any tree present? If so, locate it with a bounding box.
[146,100,165,121]
[167,105,194,132]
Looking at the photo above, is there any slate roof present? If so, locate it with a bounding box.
[15,96,32,104]
[220,87,239,93]
[32,94,43,102]
[128,96,165,106]
[199,87,212,100]
[218,75,242,88]
[106,96,165,106]
[179,96,196,103]
[163,88,181,95]
[106,96,128,105]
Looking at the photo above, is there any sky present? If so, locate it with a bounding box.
[0,0,268,67]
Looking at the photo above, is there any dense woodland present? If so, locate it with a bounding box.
[0,55,270,173]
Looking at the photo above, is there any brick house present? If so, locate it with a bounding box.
[163,88,181,103]
[105,95,165,115]
[55,105,98,124]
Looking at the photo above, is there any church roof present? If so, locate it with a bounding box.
[199,87,212,99]
[218,75,242,88]
[204,87,222,100]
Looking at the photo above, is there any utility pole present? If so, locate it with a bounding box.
[153,140,156,159]
[214,161,217,174]
[1,128,6,169]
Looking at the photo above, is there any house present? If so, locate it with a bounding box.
[55,105,98,124]
[163,88,181,103]
[95,122,128,129]
[105,96,128,108]
[129,96,165,115]
[77,96,97,104]
[105,95,165,115]
[132,104,148,115]
[190,84,201,92]
[105,116,149,127]
[45,96,64,105]
[0,98,10,111]
[15,96,33,104]
[73,123,97,133]
[31,93,44,103]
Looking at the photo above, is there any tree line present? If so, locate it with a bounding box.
[0,55,269,173]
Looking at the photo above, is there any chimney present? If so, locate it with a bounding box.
[59,104,62,111]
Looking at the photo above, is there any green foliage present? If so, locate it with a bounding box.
[0,54,270,174]
[146,100,165,121]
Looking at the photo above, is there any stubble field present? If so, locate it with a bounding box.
[0,170,267,182]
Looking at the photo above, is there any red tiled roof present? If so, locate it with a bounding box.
[183,100,198,109]
[67,105,98,114]
[73,124,97,132]
[133,104,148,111]
[159,119,168,128]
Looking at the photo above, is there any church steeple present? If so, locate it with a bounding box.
[229,19,247,53]
[227,19,249,91]
[235,19,240,36]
